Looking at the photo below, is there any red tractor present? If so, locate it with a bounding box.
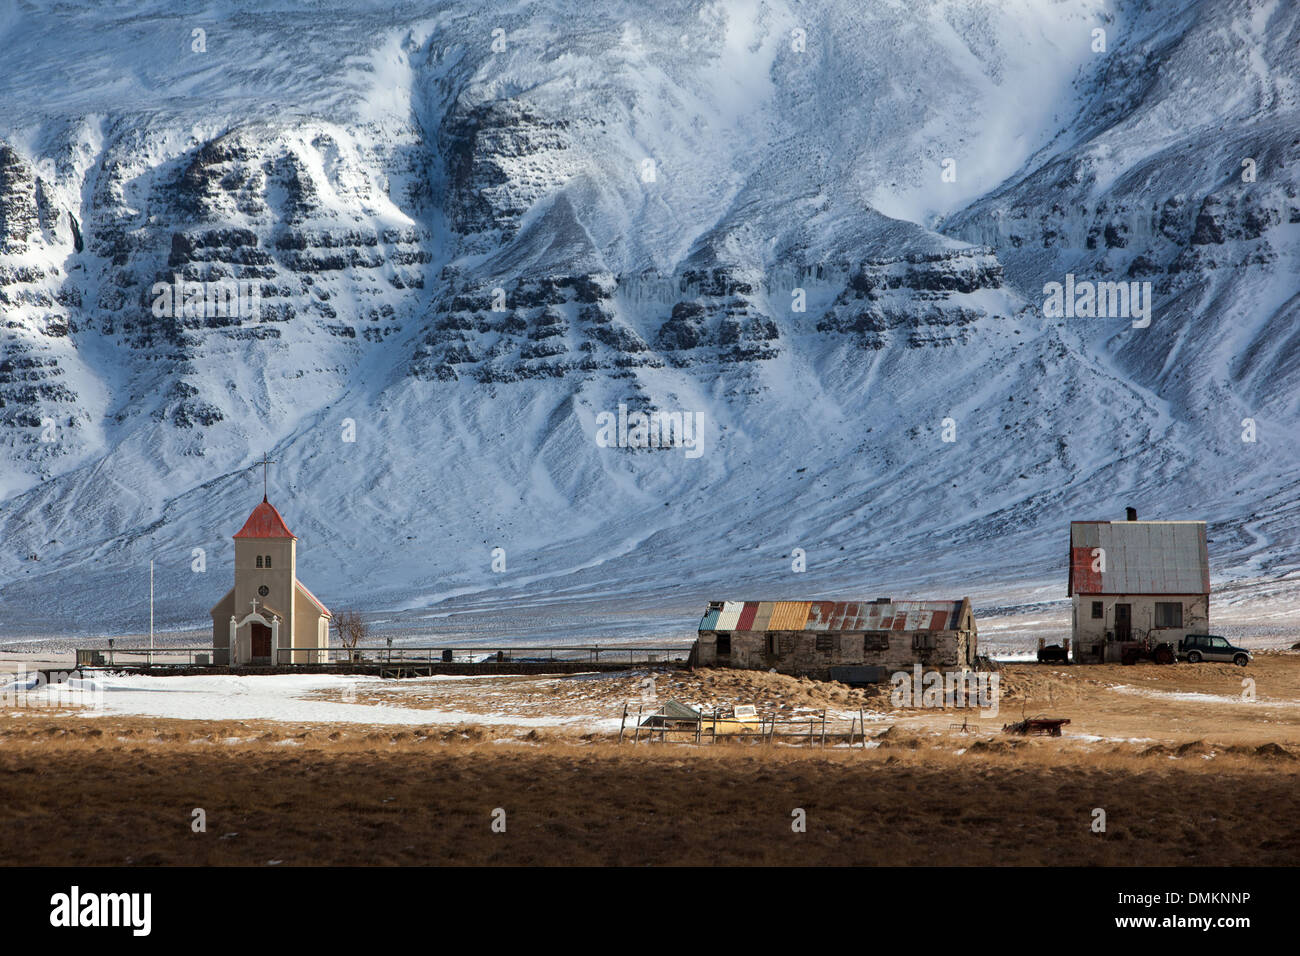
[1119,631,1176,665]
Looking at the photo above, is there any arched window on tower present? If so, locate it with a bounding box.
[256,555,263,568]
[265,554,272,569]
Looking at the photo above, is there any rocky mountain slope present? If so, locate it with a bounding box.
[0,0,1296,640]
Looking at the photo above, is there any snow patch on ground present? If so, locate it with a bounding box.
[1107,684,1299,707]
[17,672,622,727]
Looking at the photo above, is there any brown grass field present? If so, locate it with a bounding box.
[3,654,1300,865]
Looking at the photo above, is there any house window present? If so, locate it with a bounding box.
[863,632,889,651]
[912,633,936,651]
[1091,601,1103,619]
[765,633,778,656]
[1155,602,1183,627]
[815,634,833,653]
[716,633,731,656]
[256,555,263,568]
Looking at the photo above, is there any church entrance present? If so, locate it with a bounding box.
[251,621,272,661]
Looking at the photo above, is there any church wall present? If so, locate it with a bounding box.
[234,537,296,661]
[210,589,236,665]
[292,587,330,663]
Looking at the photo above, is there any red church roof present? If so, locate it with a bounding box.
[233,499,297,539]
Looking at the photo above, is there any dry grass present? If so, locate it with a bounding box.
[2,714,1299,865]
[307,665,884,721]
[5,654,1300,865]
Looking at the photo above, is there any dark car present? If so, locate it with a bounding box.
[1037,644,1069,664]
[1178,634,1251,666]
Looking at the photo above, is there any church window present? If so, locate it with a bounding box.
[256,555,263,568]
[265,555,272,568]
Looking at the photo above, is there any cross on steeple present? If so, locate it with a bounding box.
[250,597,260,615]
[254,453,276,502]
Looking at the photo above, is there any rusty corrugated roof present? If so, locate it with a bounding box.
[768,601,811,630]
[698,599,967,632]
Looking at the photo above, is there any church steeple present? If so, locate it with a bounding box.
[233,499,296,539]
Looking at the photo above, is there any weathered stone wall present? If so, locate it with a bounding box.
[694,628,974,680]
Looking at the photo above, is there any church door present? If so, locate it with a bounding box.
[251,621,272,661]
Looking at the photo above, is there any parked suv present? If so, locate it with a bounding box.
[1178,634,1251,666]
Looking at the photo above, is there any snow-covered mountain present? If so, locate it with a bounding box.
[1,0,1297,641]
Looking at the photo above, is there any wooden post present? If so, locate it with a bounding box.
[820,711,827,748]
[633,703,643,745]
[859,708,867,748]
[618,703,628,744]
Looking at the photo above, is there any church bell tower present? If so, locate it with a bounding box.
[231,495,298,663]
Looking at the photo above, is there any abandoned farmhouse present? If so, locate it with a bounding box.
[691,599,978,680]
[1068,511,1210,663]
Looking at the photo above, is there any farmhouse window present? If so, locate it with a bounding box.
[716,633,731,655]
[1155,602,1183,627]
[863,632,889,651]
[912,634,937,651]
[1091,601,1103,619]
[815,634,833,653]
[765,633,778,656]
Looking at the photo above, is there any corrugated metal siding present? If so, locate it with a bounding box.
[699,599,968,634]
[736,602,758,630]
[1071,546,1103,593]
[768,601,811,630]
[861,603,889,630]
[806,602,839,630]
[1070,521,1208,594]
[715,601,744,630]
[822,601,861,630]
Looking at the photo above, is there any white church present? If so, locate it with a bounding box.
[209,492,332,666]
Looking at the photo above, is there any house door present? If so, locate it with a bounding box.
[1114,604,1131,642]
[251,621,272,661]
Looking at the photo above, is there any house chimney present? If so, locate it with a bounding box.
[1126,507,1137,521]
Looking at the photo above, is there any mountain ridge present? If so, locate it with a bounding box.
[0,0,1296,639]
